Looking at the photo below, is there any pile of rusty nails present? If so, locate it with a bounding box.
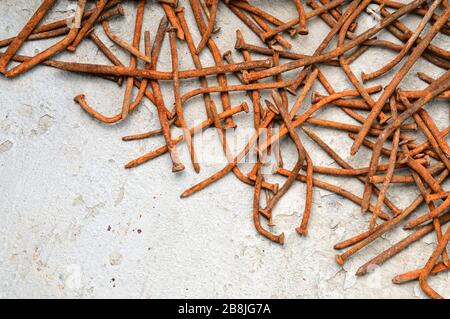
[1,0,449,298]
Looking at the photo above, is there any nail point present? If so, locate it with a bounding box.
[296,227,308,236]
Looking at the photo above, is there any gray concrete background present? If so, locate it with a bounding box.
[0,0,449,298]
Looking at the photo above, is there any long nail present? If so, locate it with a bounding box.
[102,19,152,64]
[196,0,218,53]
[121,0,146,120]
[294,0,308,35]
[169,27,200,173]
[88,30,124,86]
[392,262,448,285]
[296,152,314,236]
[253,171,285,245]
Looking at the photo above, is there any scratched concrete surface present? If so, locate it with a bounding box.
[0,1,449,299]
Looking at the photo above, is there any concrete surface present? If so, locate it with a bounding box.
[0,1,449,299]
